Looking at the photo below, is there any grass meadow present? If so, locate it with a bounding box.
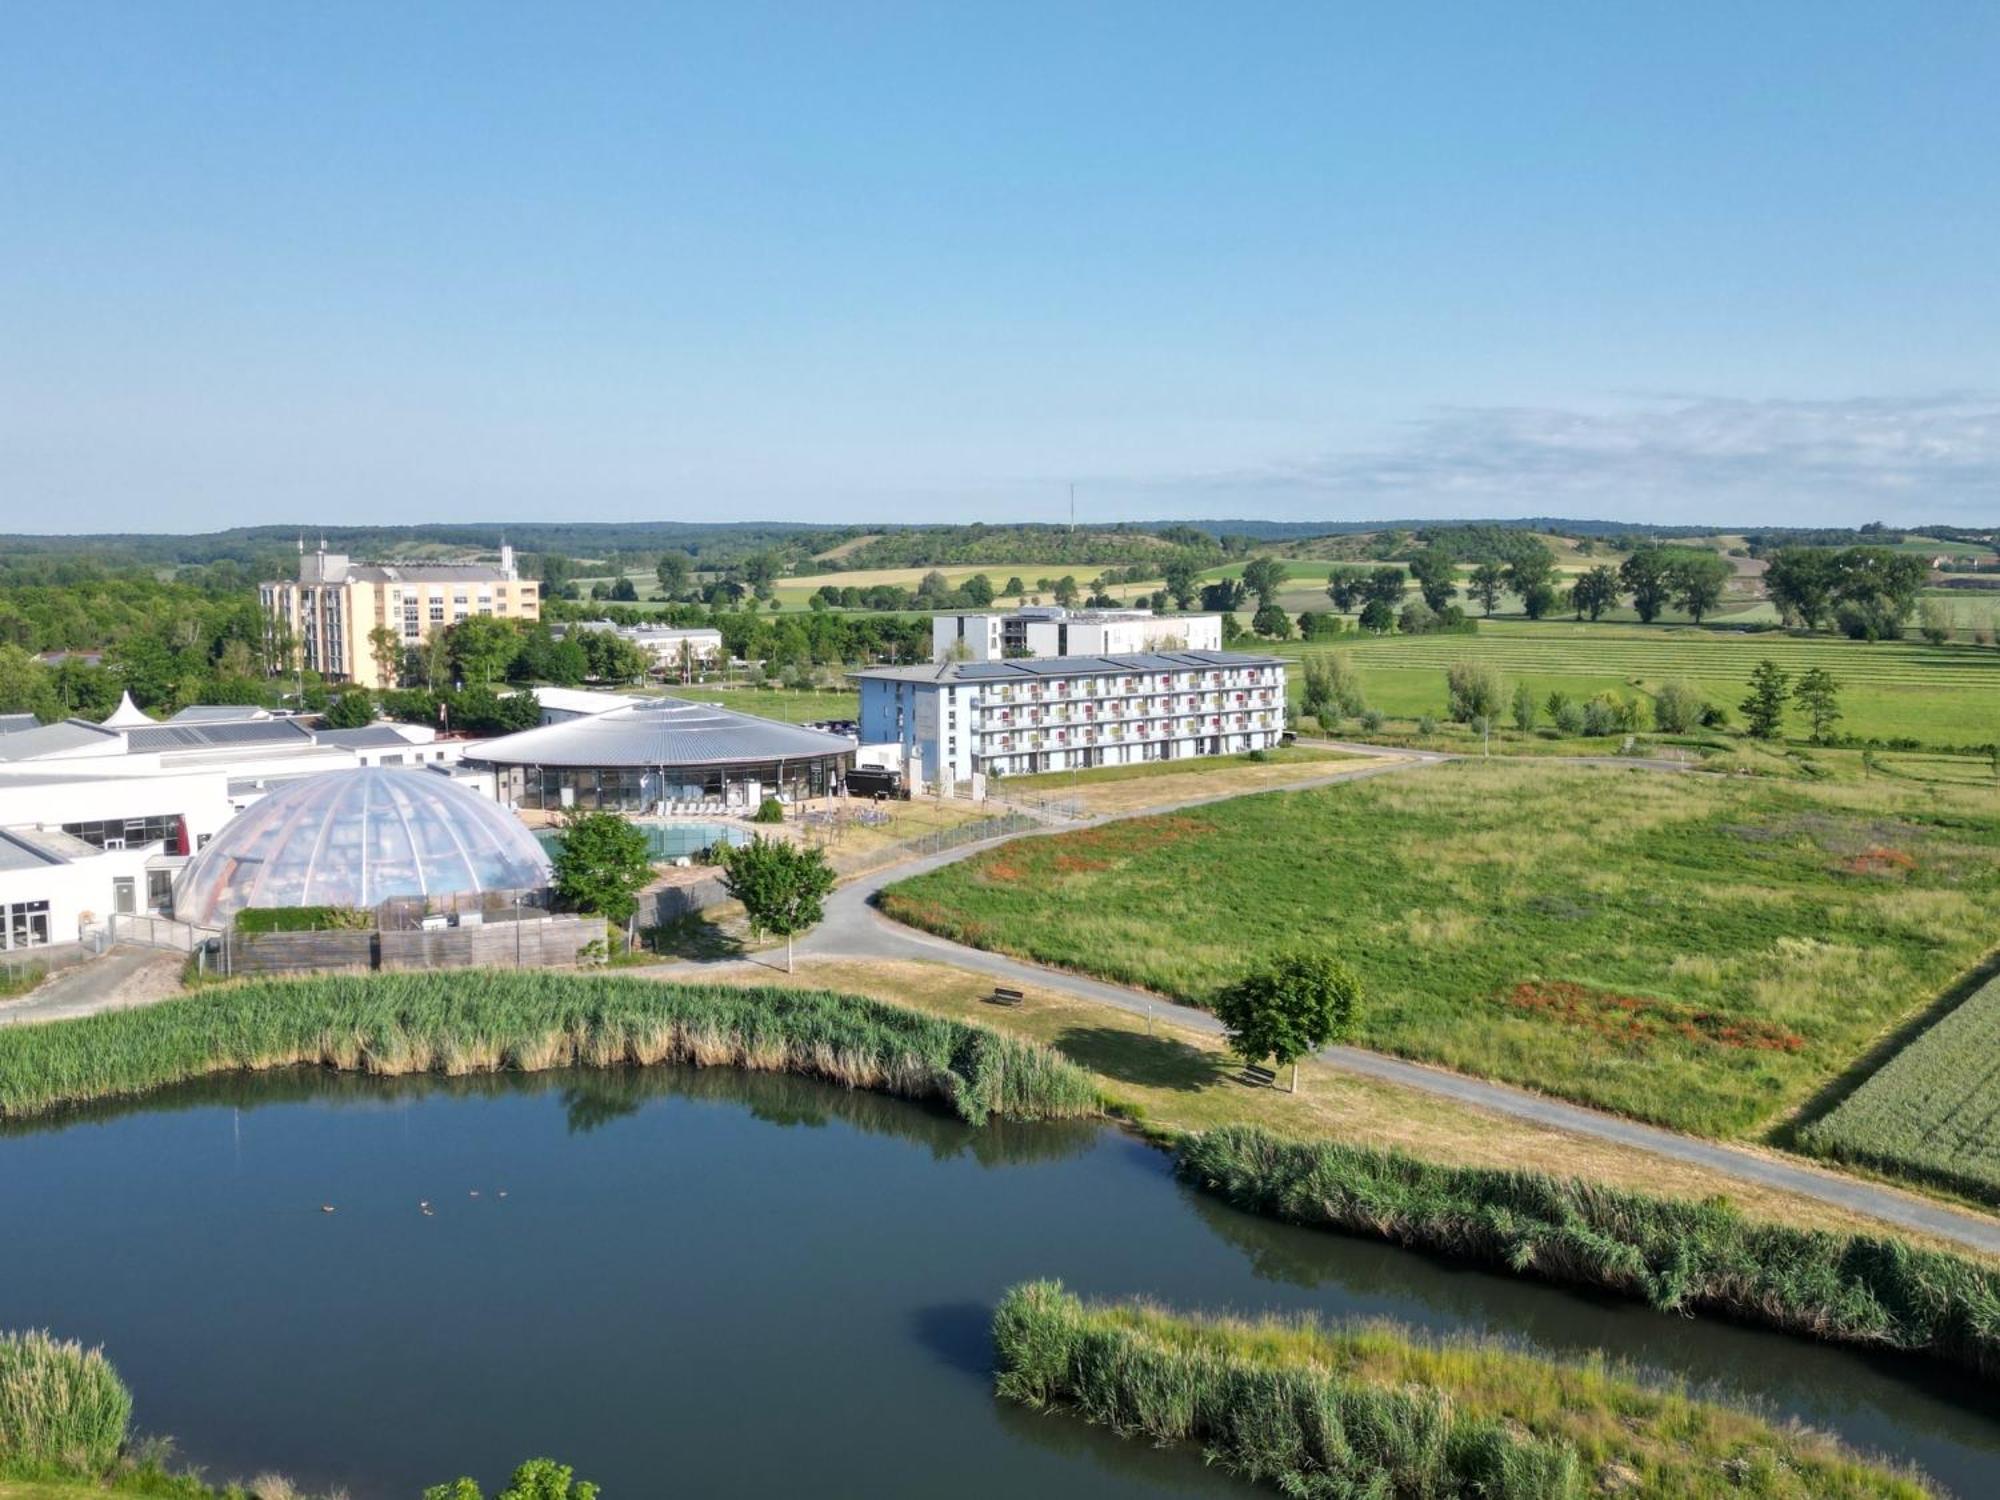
[1803,973,2000,1204]
[994,1281,1932,1499]
[880,760,2000,1137]
[1277,620,2000,745]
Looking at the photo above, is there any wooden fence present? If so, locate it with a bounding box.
[219,914,605,976]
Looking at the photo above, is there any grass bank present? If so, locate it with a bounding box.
[994,1281,1931,1498]
[0,972,1099,1128]
[1177,1127,2000,1377]
[881,760,2000,1137]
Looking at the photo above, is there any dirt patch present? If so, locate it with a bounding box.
[1840,846,1918,878]
[1505,980,1804,1054]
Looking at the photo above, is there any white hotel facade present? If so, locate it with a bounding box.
[853,650,1288,786]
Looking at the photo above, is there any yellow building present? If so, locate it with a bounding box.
[260,544,540,689]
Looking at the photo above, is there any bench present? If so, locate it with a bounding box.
[1240,1063,1278,1088]
[986,986,1025,1008]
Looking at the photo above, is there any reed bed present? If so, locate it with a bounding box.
[0,973,1099,1128]
[993,1281,1929,1498]
[1177,1126,2000,1376]
[0,1330,131,1477]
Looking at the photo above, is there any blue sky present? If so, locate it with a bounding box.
[2,2,1994,531]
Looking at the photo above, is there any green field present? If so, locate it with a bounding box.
[881,760,2000,1137]
[1277,621,2000,745]
[1802,973,2000,1203]
[666,684,857,722]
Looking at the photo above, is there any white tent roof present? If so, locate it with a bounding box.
[100,691,156,729]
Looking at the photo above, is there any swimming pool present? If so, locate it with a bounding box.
[536,821,756,861]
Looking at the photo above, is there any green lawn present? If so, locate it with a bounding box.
[881,760,2000,1138]
[1262,620,2000,745]
[666,684,858,722]
[1002,744,1350,791]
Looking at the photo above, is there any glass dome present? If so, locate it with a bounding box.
[174,767,552,925]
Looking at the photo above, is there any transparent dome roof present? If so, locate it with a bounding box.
[175,767,551,924]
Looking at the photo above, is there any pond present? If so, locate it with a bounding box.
[3,1067,1997,1497]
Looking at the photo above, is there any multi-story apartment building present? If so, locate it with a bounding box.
[260,544,539,689]
[930,606,1221,663]
[853,649,1288,786]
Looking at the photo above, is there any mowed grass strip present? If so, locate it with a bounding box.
[880,761,2000,1136]
[1803,974,2000,1205]
[994,1281,1934,1499]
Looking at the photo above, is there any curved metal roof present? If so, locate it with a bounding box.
[466,696,853,769]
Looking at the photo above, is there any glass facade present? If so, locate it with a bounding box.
[62,813,184,851]
[3,900,50,950]
[501,755,845,813]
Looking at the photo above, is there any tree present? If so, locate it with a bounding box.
[1250,603,1291,639]
[1240,557,1290,608]
[1670,552,1732,624]
[1618,547,1676,624]
[1212,949,1361,1093]
[1161,555,1202,610]
[1917,598,1955,646]
[1300,656,1337,729]
[1510,681,1538,733]
[1324,565,1371,612]
[962,573,996,608]
[1407,546,1458,612]
[325,691,375,728]
[550,811,653,937]
[1002,576,1026,601]
[1052,575,1080,607]
[1567,566,1619,622]
[536,554,579,599]
[424,1458,600,1500]
[720,836,837,973]
[655,551,692,599]
[1357,598,1395,634]
[608,577,639,603]
[1740,660,1791,739]
[1763,548,1839,629]
[1363,568,1407,612]
[446,615,521,688]
[1793,667,1842,744]
[369,625,403,688]
[1444,660,1502,722]
[1202,578,1247,612]
[1830,546,1927,640]
[1465,562,1506,617]
[1503,546,1555,617]
[1651,680,1703,734]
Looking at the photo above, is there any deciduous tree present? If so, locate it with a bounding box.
[720,836,837,973]
[1740,660,1791,739]
[1213,949,1362,1093]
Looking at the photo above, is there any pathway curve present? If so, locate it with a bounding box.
[796,747,2000,1255]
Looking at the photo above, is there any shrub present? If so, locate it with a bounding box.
[1176,1126,2000,1376]
[751,796,785,824]
[235,906,371,934]
[425,1458,600,1500]
[1444,660,1502,722]
[1358,708,1386,732]
[1651,679,1704,734]
[1579,696,1618,736]
[0,1329,132,1476]
[1510,682,1538,733]
[1415,713,1438,736]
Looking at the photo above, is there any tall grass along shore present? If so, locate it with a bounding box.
[0,1332,130,1479]
[993,1281,1930,1499]
[0,973,1098,1128]
[1178,1126,2000,1376]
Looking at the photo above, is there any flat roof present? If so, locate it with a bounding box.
[850,649,1288,685]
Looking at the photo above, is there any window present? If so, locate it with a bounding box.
[63,814,180,850]
[4,900,50,950]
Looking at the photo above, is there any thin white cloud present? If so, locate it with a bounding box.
[1163,394,2000,524]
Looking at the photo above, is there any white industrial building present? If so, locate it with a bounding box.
[930,607,1222,664]
[854,650,1288,787]
[556,620,725,672]
[0,697,467,945]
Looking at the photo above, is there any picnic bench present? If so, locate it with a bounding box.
[985,986,1025,1008]
[1240,1062,1278,1088]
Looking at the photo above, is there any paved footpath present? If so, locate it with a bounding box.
[795,748,2000,1255]
[0,947,186,1026]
